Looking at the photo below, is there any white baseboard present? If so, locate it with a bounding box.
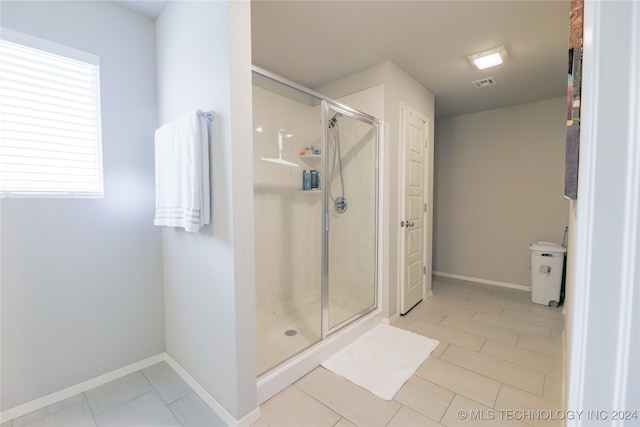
[0,353,165,423]
[433,271,530,292]
[382,313,400,325]
[164,353,260,427]
[1,353,261,427]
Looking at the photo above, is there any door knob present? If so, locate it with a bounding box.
[406,220,415,227]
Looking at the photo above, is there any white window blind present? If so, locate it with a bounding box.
[0,33,103,197]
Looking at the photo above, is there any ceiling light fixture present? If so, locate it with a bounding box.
[468,45,510,70]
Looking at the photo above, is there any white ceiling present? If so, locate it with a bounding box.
[251,1,571,118]
[114,0,570,119]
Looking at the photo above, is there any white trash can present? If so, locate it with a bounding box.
[529,241,566,306]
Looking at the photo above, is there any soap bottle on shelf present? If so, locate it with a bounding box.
[303,170,311,190]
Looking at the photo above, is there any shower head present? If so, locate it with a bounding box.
[329,113,341,128]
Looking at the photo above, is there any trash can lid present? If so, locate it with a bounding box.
[530,241,567,253]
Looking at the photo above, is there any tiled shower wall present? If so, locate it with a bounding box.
[253,84,323,309]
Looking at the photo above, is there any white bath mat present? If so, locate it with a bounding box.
[321,324,439,401]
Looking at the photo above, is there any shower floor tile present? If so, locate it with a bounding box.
[256,293,322,375]
[256,292,365,375]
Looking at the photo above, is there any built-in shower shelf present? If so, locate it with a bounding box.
[300,154,321,161]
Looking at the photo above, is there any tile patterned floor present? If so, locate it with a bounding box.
[2,276,564,427]
[253,276,565,427]
[1,362,226,427]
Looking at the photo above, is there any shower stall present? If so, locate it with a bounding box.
[253,68,380,375]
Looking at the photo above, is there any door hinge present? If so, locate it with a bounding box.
[424,203,427,212]
[423,266,426,275]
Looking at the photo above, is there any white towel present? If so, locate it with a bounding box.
[154,110,210,232]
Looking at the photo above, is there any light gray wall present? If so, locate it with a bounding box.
[0,1,164,410]
[155,1,256,421]
[317,61,435,319]
[434,97,569,286]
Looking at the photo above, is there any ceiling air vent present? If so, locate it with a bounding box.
[472,77,496,88]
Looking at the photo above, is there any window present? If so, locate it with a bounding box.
[0,30,103,197]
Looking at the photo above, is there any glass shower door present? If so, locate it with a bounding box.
[324,104,378,332]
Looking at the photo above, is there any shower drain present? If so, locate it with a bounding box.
[284,329,298,336]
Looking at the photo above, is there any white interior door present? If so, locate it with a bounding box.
[400,107,428,314]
